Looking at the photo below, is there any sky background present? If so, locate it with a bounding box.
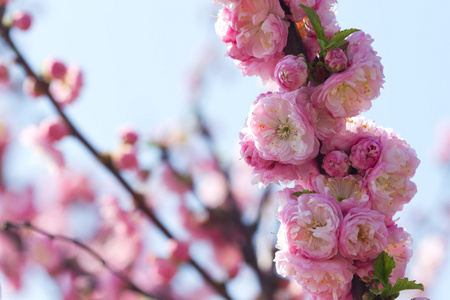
[1,0,449,299]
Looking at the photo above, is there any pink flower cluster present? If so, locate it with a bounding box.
[24,58,83,105]
[274,117,418,299]
[215,2,419,299]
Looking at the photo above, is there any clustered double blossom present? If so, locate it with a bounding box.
[215,0,421,299]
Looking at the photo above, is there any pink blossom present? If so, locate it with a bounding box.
[160,163,192,195]
[232,0,288,61]
[277,190,342,260]
[367,133,419,215]
[309,105,345,141]
[275,251,354,300]
[274,55,309,91]
[49,64,83,105]
[195,171,228,208]
[311,32,384,117]
[384,225,412,284]
[0,188,35,222]
[354,260,374,281]
[320,117,380,155]
[12,10,32,30]
[240,127,319,187]
[325,48,348,73]
[113,144,138,170]
[322,150,350,177]
[246,92,319,165]
[41,118,70,142]
[55,169,95,205]
[147,256,178,285]
[0,232,27,289]
[349,137,381,172]
[338,208,388,261]
[167,239,190,262]
[235,55,281,82]
[119,125,138,145]
[99,196,138,236]
[43,58,67,80]
[20,121,66,168]
[313,174,370,214]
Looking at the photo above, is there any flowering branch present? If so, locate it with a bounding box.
[0,13,231,300]
[2,221,158,299]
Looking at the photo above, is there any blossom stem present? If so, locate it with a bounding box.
[0,22,232,300]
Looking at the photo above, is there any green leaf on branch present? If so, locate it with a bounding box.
[329,28,360,45]
[300,5,327,47]
[373,251,396,287]
[369,287,381,295]
[381,278,424,297]
[292,189,315,197]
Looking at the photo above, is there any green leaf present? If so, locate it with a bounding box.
[292,189,315,197]
[369,288,381,295]
[300,5,327,46]
[373,251,396,287]
[329,28,360,45]
[335,40,349,49]
[382,278,424,297]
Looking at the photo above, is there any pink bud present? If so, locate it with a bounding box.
[349,138,381,172]
[167,239,190,262]
[119,126,138,145]
[322,150,350,177]
[113,145,138,170]
[41,118,69,142]
[147,256,177,284]
[325,48,348,73]
[43,59,67,80]
[274,55,309,91]
[12,10,32,31]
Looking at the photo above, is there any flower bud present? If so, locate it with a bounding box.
[322,150,350,177]
[41,118,69,142]
[12,10,32,31]
[43,59,67,80]
[325,48,348,73]
[349,137,381,172]
[119,126,138,145]
[274,55,309,91]
[167,239,189,262]
[113,144,138,170]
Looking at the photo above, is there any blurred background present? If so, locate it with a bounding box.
[0,0,449,299]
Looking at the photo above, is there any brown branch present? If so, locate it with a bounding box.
[279,0,309,60]
[2,221,158,299]
[0,25,231,300]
